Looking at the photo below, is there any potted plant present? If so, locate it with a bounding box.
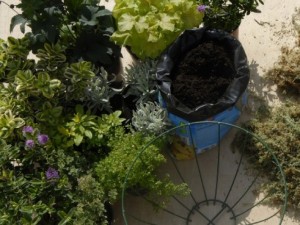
[110,0,204,59]
[156,27,250,157]
[196,0,264,36]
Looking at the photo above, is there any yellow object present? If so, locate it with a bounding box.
[171,136,195,160]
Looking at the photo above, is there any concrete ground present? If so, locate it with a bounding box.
[1,0,299,224]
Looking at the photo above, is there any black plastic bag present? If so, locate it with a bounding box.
[156,27,250,122]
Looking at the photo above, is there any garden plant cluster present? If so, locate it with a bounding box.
[5,0,299,224]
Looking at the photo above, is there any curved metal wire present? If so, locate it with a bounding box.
[121,121,288,225]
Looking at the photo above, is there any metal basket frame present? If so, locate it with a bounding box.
[121,121,288,225]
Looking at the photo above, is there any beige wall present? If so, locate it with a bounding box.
[0,0,23,39]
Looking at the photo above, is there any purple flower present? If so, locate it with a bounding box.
[22,126,34,134]
[45,167,60,180]
[25,139,35,149]
[197,5,208,12]
[37,134,49,145]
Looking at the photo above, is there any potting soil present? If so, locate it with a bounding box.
[171,41,235,109]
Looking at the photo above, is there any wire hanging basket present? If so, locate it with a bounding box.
[120,121,288,225]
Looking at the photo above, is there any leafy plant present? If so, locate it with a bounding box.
[0,37,34,81]
[85,67,123,113]
[95,131,190,207]
[197,0,264,32]
[132,101,170,135]
[69,174,117,225]
[0,37,126,224]
[0,33,188,223]
[123,59,158,104]
[111,0,204,59]
[7,0,121,71]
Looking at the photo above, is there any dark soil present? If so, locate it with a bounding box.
[171,41,235,108]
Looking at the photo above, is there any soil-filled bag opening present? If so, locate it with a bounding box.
[156,28,250,122]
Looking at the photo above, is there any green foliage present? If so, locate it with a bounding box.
[95,131,190,206]
[234,103,300,209]
[0,110,24,139]
[199,0,264,32]
[132,101,170,135]
[0,118,124,224]
[123,59,158,104]
[10,0,121,70]
[36,43,67,72]
[84,67,123,112]
[0,38,120,116]
[0,3,192,224]
[70,174,117,225]
[15,70,62,99]
[0,37,34,80]
[0,37,128,224]
[58,108,125,149]
[111,0,204,59]
[64,61,95,100]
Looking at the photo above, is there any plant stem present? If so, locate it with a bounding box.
[0,1,20,15]
[64,22,77,40]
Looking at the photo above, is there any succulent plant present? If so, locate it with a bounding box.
[123,59,158,104]
[131,101,170,135]
[84,67,122,113]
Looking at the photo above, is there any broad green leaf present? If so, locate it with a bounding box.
[84,130,93,139]
[41,87,54,99]
[118,14,135,32]
[79,6,112,26]
[49,79,61,89]
[79,125,85,134]
[135,16,149,33]
[159,14,175,31]
[58,126,69,136]
[148,31,160,42]
[37,72,50,82]
[10,15,27,33]
[74,134,83,146]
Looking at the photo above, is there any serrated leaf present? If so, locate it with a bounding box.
[159,14,175,31]
[148,32,159,42]
[118,14,135,32]
[135,16,149,33]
